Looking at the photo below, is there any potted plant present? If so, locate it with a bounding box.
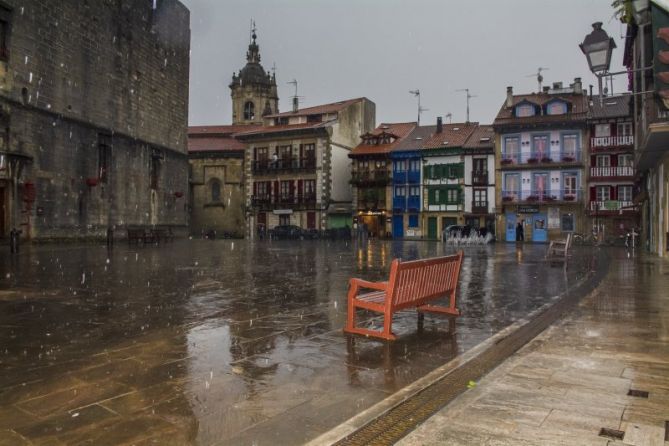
[562,155,576,162]
[541,156,553,163]
[526,195,538,202]
[527,157,538,164]
[85,177,99,187]
[502,195,514,202]
[501,158,513,165]
[563,194,576,201]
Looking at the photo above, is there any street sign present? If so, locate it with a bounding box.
[518,206,539,214]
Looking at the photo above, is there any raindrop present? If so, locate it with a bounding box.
[71,412,79,418]
[81,273,86,285]
[28,72,33,83]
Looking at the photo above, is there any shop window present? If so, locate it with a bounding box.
[408,214,418,228]
[561,213,575,232]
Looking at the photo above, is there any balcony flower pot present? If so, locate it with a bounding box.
[526,195,538,202]
[540,157,552,163]
[562,156,575,162]
[85,177,99,187]
[174,191,184,198]
[563,195,576,201]
[527,158,538,164]
[501,159,513,165]
[502,196,514,202]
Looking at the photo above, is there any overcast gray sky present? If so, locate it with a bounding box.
[182,0,627,127]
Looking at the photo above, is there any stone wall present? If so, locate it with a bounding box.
[0,0,191,239]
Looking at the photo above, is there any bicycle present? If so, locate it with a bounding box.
[572,232,597,246]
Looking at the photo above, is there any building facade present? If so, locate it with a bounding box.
[495,80,588,243]
[390,127,426,239]
[0,0,191,240]
[239,98,375,237]
[462,125,496,235]
[349,122,415,238]
[586,95,638,240]
[188,126,247,237]
[622,2,669,255]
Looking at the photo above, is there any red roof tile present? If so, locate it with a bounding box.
[234,122,329,139]
[351,122,417,156]
[493,92,588,127]
[463,125,495,149]
[188,136,245,153]
[264,97,367,118]
[422,122,477,149]
[188,124,259,136]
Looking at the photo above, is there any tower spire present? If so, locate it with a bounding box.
[246,20,260,63]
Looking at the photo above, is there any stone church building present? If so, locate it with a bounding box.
[0,0,191,241]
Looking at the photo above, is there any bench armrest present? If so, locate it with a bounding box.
[349,278,387,295]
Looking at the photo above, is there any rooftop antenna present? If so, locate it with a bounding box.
[456,88,477,123]
[250,19,256,44]
[526,67,549,92]
[444,112,453,123]
[288,79,303,112]
[409,89,427,125]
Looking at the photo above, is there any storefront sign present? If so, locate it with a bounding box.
[518,206,539,214]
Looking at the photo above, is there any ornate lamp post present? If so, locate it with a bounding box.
[580,22,616,105]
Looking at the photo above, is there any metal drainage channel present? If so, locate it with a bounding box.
[334,252,609,446]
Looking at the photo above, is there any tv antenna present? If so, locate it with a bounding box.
[409,90,427,125]
[288,79,303,112]
[526,67,549,92]
[456,89,476,123]
[444,112,452,123]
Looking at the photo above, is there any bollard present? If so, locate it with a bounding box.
[106,226,114,247]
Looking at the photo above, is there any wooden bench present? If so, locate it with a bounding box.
[547,233,572,264]
[344,251,464,341]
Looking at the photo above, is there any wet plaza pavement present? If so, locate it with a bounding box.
[0,239,596,445]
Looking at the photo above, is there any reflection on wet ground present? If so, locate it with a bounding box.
[0,240,594,445]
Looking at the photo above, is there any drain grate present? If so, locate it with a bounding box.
[333,252,608,446]
[599,427,625,440]
[627,389,649,398]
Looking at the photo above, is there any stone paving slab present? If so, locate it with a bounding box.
[398,251,669,446]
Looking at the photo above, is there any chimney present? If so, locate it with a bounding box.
[436,116,443,133]
[573,77,582,94]
[506,86,513,107]
[292,96,299,113]
[543,86,550,93]
[552,82,563,90]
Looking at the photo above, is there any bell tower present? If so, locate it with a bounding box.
[229,23,279,125]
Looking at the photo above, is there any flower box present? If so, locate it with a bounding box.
[501,158,513,165]
[562,156,575,162]
[527,158,538,164]
[502,196,514,202]
[563,195,576,201]
[85,177,99,187]
[174,191,184,198]
[541,157,553,163]
[526,195,539,202]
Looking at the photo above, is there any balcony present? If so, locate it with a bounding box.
[590,135,634,149]
[252,157,316,175]
[472,171,488,185]
[500,151,582,168]
[589,166,635,180]
[351,170,390,186]
[501,189,582,204]
[471,201,489,214]
[251,194,317,210]
[589,200,635,213]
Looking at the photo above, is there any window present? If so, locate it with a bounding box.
[409,159,421,172]
[618,185,633,202]
[617,122,632,136]
[254,147,268,161]
[474,189,487,207]
[595,124,610,137]
[280,181,291,200]
[596,155,610,167]
[279,145,292,162]
[408,214,418,228]
[210,179,221,202]
[279,214,290,225]
[395,160,407,171]
[303,143,315,162]
[563,173,577,196]
[532,135,548,158]
[149,149,162,190]
[98,135,112,183]
[618,154,633,167]
[561,213,575,232]
[256,181,269,198]
[243,101,255,120]
[504,173,520,199]
[596,186,611,202]
[504,137,519,159]
[0,6,10,61]
[515,104,536,117]
[409,186,419,196]
[395,186,406,196]
[562,134,578,158]
[447,188,459,204]
[304,179,315,197]
[546,101,567,115]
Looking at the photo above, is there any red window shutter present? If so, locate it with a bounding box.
[589,187,596,201]
[298,179,304,197]
[273,181,279,198]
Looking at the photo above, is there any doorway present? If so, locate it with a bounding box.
[505,212,517,242]
[427,216,437,239]
[392,215,403,238]
[532,214,548,243]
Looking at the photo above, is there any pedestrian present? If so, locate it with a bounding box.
[516,220,524,241]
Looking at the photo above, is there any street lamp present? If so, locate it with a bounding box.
[579,22,617,105]
[580,22,616,74]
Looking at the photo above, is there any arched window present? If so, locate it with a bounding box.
[244,101,255,120]
[211,179,221,202]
